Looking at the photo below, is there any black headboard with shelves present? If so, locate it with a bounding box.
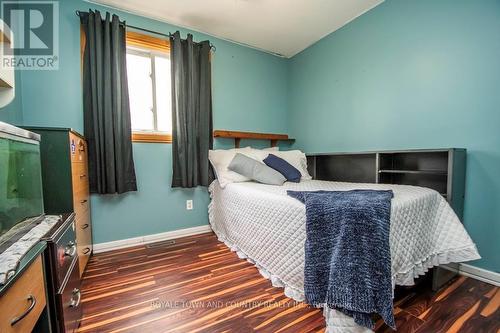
[307,148,466,220]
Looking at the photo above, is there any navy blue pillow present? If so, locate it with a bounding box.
[263,154,301,182]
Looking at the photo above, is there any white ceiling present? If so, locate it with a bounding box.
[89,0,383,58]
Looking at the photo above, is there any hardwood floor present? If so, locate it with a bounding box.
[78,233,499,333]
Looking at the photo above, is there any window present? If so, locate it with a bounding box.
[126,32,172,143]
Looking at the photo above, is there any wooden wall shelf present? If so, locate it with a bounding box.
[213,130,295,148]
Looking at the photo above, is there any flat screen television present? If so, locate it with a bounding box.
[0,122,44,252]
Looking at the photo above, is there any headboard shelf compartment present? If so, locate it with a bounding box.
[213,130,295,148]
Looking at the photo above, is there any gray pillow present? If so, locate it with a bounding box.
[228,153,286,185]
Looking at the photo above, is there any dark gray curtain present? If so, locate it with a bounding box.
[170,31,213,188]
[80,11,137,194]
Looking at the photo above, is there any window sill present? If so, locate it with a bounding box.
[132,132,172,143]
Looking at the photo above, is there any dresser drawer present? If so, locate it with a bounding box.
[76,210,92,242]
[76,212,92,276]
[69,132,87,164]
[75,207,91,231]
[0,256,46,333]
[57,259,82,333]
[72,162,89,192]
[53,219,78,291]
[72,163,90,214]
[73,188,90,219]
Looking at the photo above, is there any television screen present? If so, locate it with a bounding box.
[0,135,44,247]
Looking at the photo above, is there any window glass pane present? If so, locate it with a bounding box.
[154,55,172,132]
[126,52,154,131]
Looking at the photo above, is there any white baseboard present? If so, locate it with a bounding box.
[93,224,212,254]
[443,263,500,286]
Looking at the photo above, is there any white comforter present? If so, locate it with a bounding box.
[208,180,480,332]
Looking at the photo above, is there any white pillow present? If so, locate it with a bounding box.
[234,147,279,164]
[245,148,271,162]
[268,150,312,181]
[209,147,254,188]
[242,146,278,151]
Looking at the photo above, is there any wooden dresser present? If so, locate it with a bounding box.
[24,128,93,277]
[0,243,50,332]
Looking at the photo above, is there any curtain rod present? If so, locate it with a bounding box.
[76,10,216,51]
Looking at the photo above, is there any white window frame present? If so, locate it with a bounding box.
[126,46,171,135]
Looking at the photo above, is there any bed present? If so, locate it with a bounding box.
[208,179,480,332]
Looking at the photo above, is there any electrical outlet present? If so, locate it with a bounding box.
[186,200,193,210]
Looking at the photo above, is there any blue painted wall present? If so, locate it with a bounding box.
[2,0,288,244]
[288,0,500,271]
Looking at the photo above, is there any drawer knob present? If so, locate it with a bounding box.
[82,247,91,255]
[64,241,77,257]
[80,174,87,179]
[10,294,37,326]
[70,288,81,308]
[80,199,88,204]
[81,223,89,229]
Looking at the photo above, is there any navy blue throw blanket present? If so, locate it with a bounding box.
[287,190,395,330]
